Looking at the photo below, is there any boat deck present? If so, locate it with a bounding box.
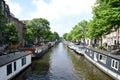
[0,52,30,67]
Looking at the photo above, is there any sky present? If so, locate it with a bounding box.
[5,0,96,37]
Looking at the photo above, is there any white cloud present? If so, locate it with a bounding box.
[5,0,95,36]
[31,0,95,21]
[5,0,22,17]
[31,0,95,36]
[51,24,69,36]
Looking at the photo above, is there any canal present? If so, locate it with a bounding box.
[12,42,114,80]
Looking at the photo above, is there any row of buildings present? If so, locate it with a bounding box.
[84,28,120,50]
[0,0,27,48]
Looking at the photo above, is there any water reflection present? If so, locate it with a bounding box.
[27,49,52,80]
[12,43,113,80]
[11,66,31,80]
[48,43,77,80]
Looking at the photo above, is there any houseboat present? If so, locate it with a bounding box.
[0,52,31,80]
[84,46,120,80]
[66,42,85,55]
[74,45,85,55]
[20,45,49,59]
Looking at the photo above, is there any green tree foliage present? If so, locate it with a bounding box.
[47,31,55,41]
[77,20,88,41]
[88,0,120,39]
[63,33,68,40]
[53,32,60,40]
[24,28,34,44]
[70,25,82,41]
[26,18,50,43]
[26,18,50,38]
[64,20,88,41]
[86,0,120,46]
[25,18,60,43]
[4,22,19,44]
[48,31,60,41]
[66,33,72,41]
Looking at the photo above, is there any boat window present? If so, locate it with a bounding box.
[99,55,102,60]
[90,51,92,56]
[115,62,118,69]
[112,60,114,67]
[98,54,107,64]
[111,59,119,70]
[14,62,16,71]
[85,49,88,53]
[90,51,93,53]
[94,52,98,61]
[21,57,26,66]
[7,63,12,75]
[87,49,89,53]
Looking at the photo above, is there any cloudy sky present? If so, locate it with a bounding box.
[5,0,95,36]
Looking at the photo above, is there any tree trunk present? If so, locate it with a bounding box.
[116,28,119,49]
[100,37,102,46]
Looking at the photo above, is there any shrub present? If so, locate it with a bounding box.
[98,46,107,51]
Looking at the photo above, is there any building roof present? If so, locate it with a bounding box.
[0,52,30,67]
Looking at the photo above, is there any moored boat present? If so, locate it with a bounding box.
[74,45,85,55]
[65,41,85,55]
[20,41,58,59]
[84,46,120,80]
[20,45,49,60]
[0,52,31,80]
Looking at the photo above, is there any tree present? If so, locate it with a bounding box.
[47,31,60,41]
[70,25,82,41]
[4,22,19,44]
[66,33,72,41]
[63,33,68,40]
[65,20,88,43]
[53,32,60,40]
[77,20,88,43]
[87,0,120,46]
[26,18,50,44]
[24,28,34,44]
[47,32,55,41]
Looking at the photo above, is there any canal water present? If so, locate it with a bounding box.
[12,42,114,80]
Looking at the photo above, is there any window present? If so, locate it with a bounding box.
[98,54,107,64]
[94,52,98,61]
[111,59,119,70]
[86,49,89,53]
[87,49,89,53]
[7,64,12,75]
[14,62,16,71]
[90,51,92,56]
[22,57,26,66]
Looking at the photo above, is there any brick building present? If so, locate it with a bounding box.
[0,0,26,48]
[0,0,10,45]
[9,15,26,47]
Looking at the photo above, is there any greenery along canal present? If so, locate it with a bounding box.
[12,42,113,80]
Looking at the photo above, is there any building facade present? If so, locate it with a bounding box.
[0,0,26,48]
[102,28,120,49]
[0,0,10,45]
[10,15,26,47]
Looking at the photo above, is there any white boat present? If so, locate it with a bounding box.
[84,47,120,80]
[0,52,31,80]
